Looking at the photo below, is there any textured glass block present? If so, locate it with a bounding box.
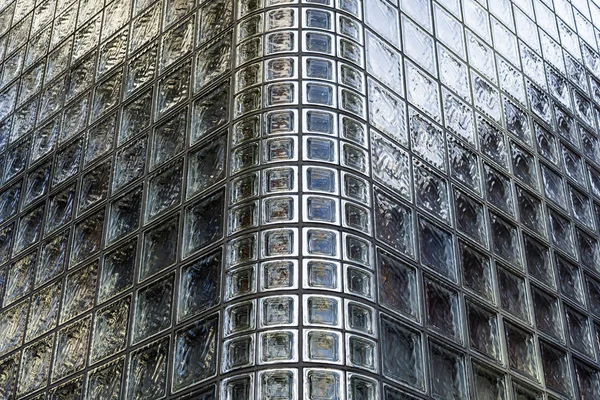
[505,322,540,382]
[86,357,124,400]
[454,190,487,246]
[140,216,178,282]
[113,137,147,193]
[173,314,219,391]
[98,239,136,304]
[106,186,142,244]
[377,248,420,319]
[380,315,424,391]
[419,218,456,282]
[259,369,296,400]
[410,111,446,171]
[406,62,441,121]
[60,261,97,324]
[498,267,530,323]
[566,306,595,358]
[460,242,494,303]
[17,335,53,396]
[374,189,414,257]
[548,209,575,257]
[120,90,152,146]
[0,299,28,356]
[90,296,130,364]
[4,253,36,306]
[52,317,91,382]
[146,160,182,221]
[157,61,191,118]
[429,342,467,400]
[126,337,168,400]
[414,161,450,223]
[511,142,538,191]
[178,249,222,321]
[125,44,157,96]
[425,278,461,343]
[132,274,173,344]
[191,85,229,144]
[160,17,194,71]
[182,190,224,258]
[84,114,117,166]
[364,0,399,47]
[261,260,296,291]
[53,138,83,187]
[261,295,296,327]
[490,213,521,267]
[14,205,43,255]
[467,301,502,362]
[472,363,507,400]
[0,354,19,399]
[36,232,68,287]
[187,135,226,198]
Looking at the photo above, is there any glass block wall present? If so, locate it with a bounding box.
[5,0,600,399]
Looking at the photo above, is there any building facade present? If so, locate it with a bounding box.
[2,0,600,398]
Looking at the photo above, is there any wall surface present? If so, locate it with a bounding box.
[2,0,600,399]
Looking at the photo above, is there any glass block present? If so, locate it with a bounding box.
[516,187,545,237]
[0,299,28,356]
[557,255,585,307]
[259,330,297,364]
[225,301,255,336]
[532,288,564,341]
[160,17,194,72]
[156,61,191,118]
[414,161,450,223]
[425,278,461,343]
[498,267,530,323]
[182,190,224,258]
[198,0,233,45]
[196,35,232,93]
[259,369,296,400]
[402,16,436,77]
[191,85,229,144]
[17,335,53,396]
[472,363,507,400]
[0,354,19,399]
[479,118,508,169]
[454,190,487,246]
[61,261,97,324]
[129,1,161,54]
[448,136,481,194]
[305,330,341,363]
[125,337,168,400]
[346,301,375,336]
[566,307,595,358]
[510,142,538,191]
[146,160,182,222]
[228,234,258,267]
[342,173,370,205]
[347,336,377,372]
[36,231,68,287]
[52,317,91,382]
[14,205,43,255]
[429,342,467,400]
[419,217,456,282]
[438,46,469,101]
[467,301,502,362]
[410,111,446,171]
[548,209,575,257]
[261,260,296,291]
[460,242,494,303]
[98,239,136,304]
[304,295,340,327]
[150,109,186,171]
[106,186,142,244]
[223,335,254,372]
[562,145,586,188]
[25,282,62,341]
[225,265,256,300]
[260,295,297,327]
[132,274,174,344]
[177,248,221,321]
[97,27,128,76]
[86,357,124,400]
[0,183,21,224]
[45,184,75,234]
[490,213,521,267]
[113,137,147,193]
[187,135,227,199]
[120,90,152,146]
[173,314,219,391]
[78,161,110,215]
[380,315,424,391]
[504,322,540,382]
[222,375,253,400]
[368,80,407,147]
[84,114,117,166]
[70,210,104,266]
[365,32,403,95]
[4,252,36,306]
[374,189,414,258]
[304,196,337,223]
[125,44,157,96]
[364,0,400,47]
[264,196,296,224]
[91,72,122,122]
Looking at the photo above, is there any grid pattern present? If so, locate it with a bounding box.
[2,0,600,399]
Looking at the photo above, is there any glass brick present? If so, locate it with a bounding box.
[17,335,53,396]
[173,314,219,391]
[460,242,494,303]
[261,260,296,291]
[364,0,400,47]
[182,190,224,258]
[454,190,487,246]
[113,137,147,193]
[52,317,91,382]
[132,274,174,344]
[402,16,436,77]
[259,330,297,364]
[259,369,296,400]
[516,186,546,236]
[414,161,450,223]
[505,322,540,382]
[305,196,337,223]
[419,217,456,282]
[425,278,462,343]
[223,335,254,372]
[90,296,130,365]
[86,357,124,400]
[156,61,191,118]
[106,186,142,244]
[374,189,414,257]
[120,90,152,146]
[429,342,467,399]
[467,301,502,362]
[566,307,595,358]
[98,239,136,304]
[498,266,530,323]
[178,249,222,321]
[125,337,169,400]
[260,295,297,327]
[532,287,564,342]
[225,301,255,336]
[368,79,407,147]
[305,330,341,363]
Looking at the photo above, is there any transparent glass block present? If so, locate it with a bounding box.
[460,242,494,303]
[132,275,173,344]
[228,234,258,267]
[260,295,297,327]
[467,301,502,362]
[548,209,575,257]
[120,90,152,146]
[4,252,36,306]
[259,369,296,400]
[510,142,538,191]
[17,335,53,397]
[374,189,414,258]
[304,295,340,327]
[429,342,468,400]
[225,264,256,300]
[182,190,224,258]
[90,296,130,364]
[0,299,28,356]
[178,249,222,321]
[438,46,469,102]
[23,281,59,343]
[125,337,168,400]
[125,44,157,96]
[410,110,446,171]
[225,301,255,336]
[472,73,501,123]
[222,375,254,400]
[84,114,117,166]
[173,314,219,391]
[98,239,136,304]
[97,27,128,77]
[419,217,456,282]
[402,16,436,77]
[566,307,595,358]
[52,316,91,382]
[532,287,564,342]
[261,260,297,291]
[364,0,399,47]
[223,335,254,372]
[196,36,232,93]
[160,17,194,72]
[0,183,21,224]
[380,315,424,391]
[454,190,487,246]
[86,357,124,400]
[366,85,404,149]
[259,330,297,364]
[490,213,521,267]
[414,161,450,223]
[479,118,508,169]
[14,205,43,255]
[305,330,341,363]
[498,266,530,323]
[156,61,190,118]
[516,186,545,236]
[69,209,104,266]
[347,336,377,372]
[91,72,122,122]
[365,33,402,95]
[79,160,111,215]
[505,322,540,382]
[112,137,147,193]
[60,261,97,324]
[535,123,560,166]
[562,145,586,188]
[574,360,600,399]
[0,354,19,399]
[198,0,233,45]
[106,186,142,245]
[129,1,161,54]
[406,61,441,121]
[425,278,462,343]
[540,341,573,397]
[448,136,481,194]
[36,231,68,288]
[145,160,182,222]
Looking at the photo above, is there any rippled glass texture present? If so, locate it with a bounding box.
[3,0,600,399]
